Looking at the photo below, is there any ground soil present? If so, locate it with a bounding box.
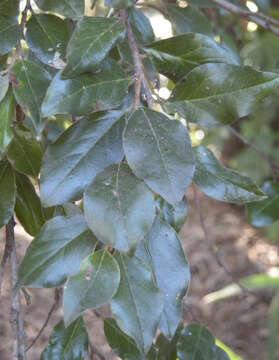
[1,186,278,359]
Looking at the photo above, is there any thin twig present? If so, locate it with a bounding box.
[0,224,13,294]
[211,0,279,36]
[89,342,107,360]
[20,0,33,38]
[21,288,31,306]
[7,217,26,360]
[91,0,98,10]
[26,288,61,352]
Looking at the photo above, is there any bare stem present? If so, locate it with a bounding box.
[89,342,107,360]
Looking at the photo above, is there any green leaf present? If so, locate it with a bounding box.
[136,217,189,339]
[40,108,126,206]
[0,88,15,157]
[16,215,97,290]
[7,132,43,177]
[0,18,20,55]
[0,160,16,228]
[105,0,134,9]
[186,0,216,6]
[193,146,266,203]
[0,0,19,20]
[165,4,213,36]
[34,0,84,19]
[25,14,70,67]
[267,291,279,360]
[123,107,195,205]
[128,7,155,44]
[63,250,120,325]
[215,347,230,360]
[12,60,52,135]
[146,34,239,83]
[42,60,131,117]
[246,181,279,227]
[0,74,9,102]
[84,163,155,253]
[14,172,45,236]
[104,318,143,360]
[154,323,184,360]
[111,252,164,354]
[216,339,243,360]
[40,317,89,360]
[166,64,279,127]
[62,17,125,78]
[156,196,187,233]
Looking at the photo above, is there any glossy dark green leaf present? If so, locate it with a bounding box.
[193,146,266,203]
[0,18,20,55]
[64,250,120,325]
[166,64,279,127]
[104,318,143,360]
[111,252,164,354]
[155,323,184,360]
[123,107,195,205]
[16,215,97,290]
[156,196,187,233]
[84,163,155,253]
[186,0,216,6]
[40,317,89,360]
[215,347,230,360]
[246,182,279,227]
[42,60,131,117]
[7,132,43,177]
[40,108,126,206]
[0,88,15,156]
[0,160,15,228]
[0,74,9,102]
[0,0,19,20]
[25,14,70,67]
[106,0,134,9]
[62,17,125,78]
[165,4,213,36]
[136,217,189,339]
[146,33,238,83]
[128,7,155,44]
[12,60,51,135]
[34,0,84,19]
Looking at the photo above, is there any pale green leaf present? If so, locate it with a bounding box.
[0,88,15,156]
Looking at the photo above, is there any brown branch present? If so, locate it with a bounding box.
[26,288,61,352]
[89,343,107,360]
[0,222,13,294]
[7,217,26,360]
[91,0,98,10]
[211,0,279,36]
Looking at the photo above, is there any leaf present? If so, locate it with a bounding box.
[267,291,279,360]
[62,17,125,78]
[0,88,15,156]
[16,215,97,290]
[193,146,266,203]
[84,163,155,253]
[25,14,70,67]
[42,59,131,117]
[156,196,187,233]
[146,33,239,83]
[165,4,213,36]
[34,0,84,19]
[0,160,16,228]
[0,0,19,20]
[0,74,9,102]
[128,7,155,44]
[14,172,45,236]
[215,347,231,360]
[154,323,184,360]
[136,217,190,339]
[40,108,126,207]
[12,60,52,135]
[186,0,216,6]
[216,339,243,360]
[246,181,279,227]
[106,0,134,9]
[40,317,89,360]
[123,107,195,205]
[111,252,164,354]
[0,18,20,55]
[7,132,43,177]
[166,63,279,127]
[63,250,120,325]
[104,318,143,360]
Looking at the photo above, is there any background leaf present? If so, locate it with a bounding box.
[34,0,84,19]
[0,160,15,228]
[0,74,9,102]
[0,88,15,157]
[0,0,19,20]
[0,18,20,55]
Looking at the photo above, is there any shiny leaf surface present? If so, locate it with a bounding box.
[62,17,125,77]
[111,252,164,354]
[136,217,190,339]
[123,107,195,205]
[25,14,70,67]
[40,108,126,206]
[156,196,187,233]
[42,60,131,117]
[0,88,15,156]
[16,215,97,290]
[34,0,84,19]
[128,7,155,44]
[64,250,120,325]
[40,317,89,360]
[166,64,279,127]
[193,146,266,203]
[84,163,155,253]
[0,74,9,102]
[0,160,15,228]
[0,18,20,55]
[146,33,238,83]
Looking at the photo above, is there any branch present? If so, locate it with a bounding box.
[211,0,279,36]
[7,217,26,360]
[89,342,107,360]
[0,223,13,294]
